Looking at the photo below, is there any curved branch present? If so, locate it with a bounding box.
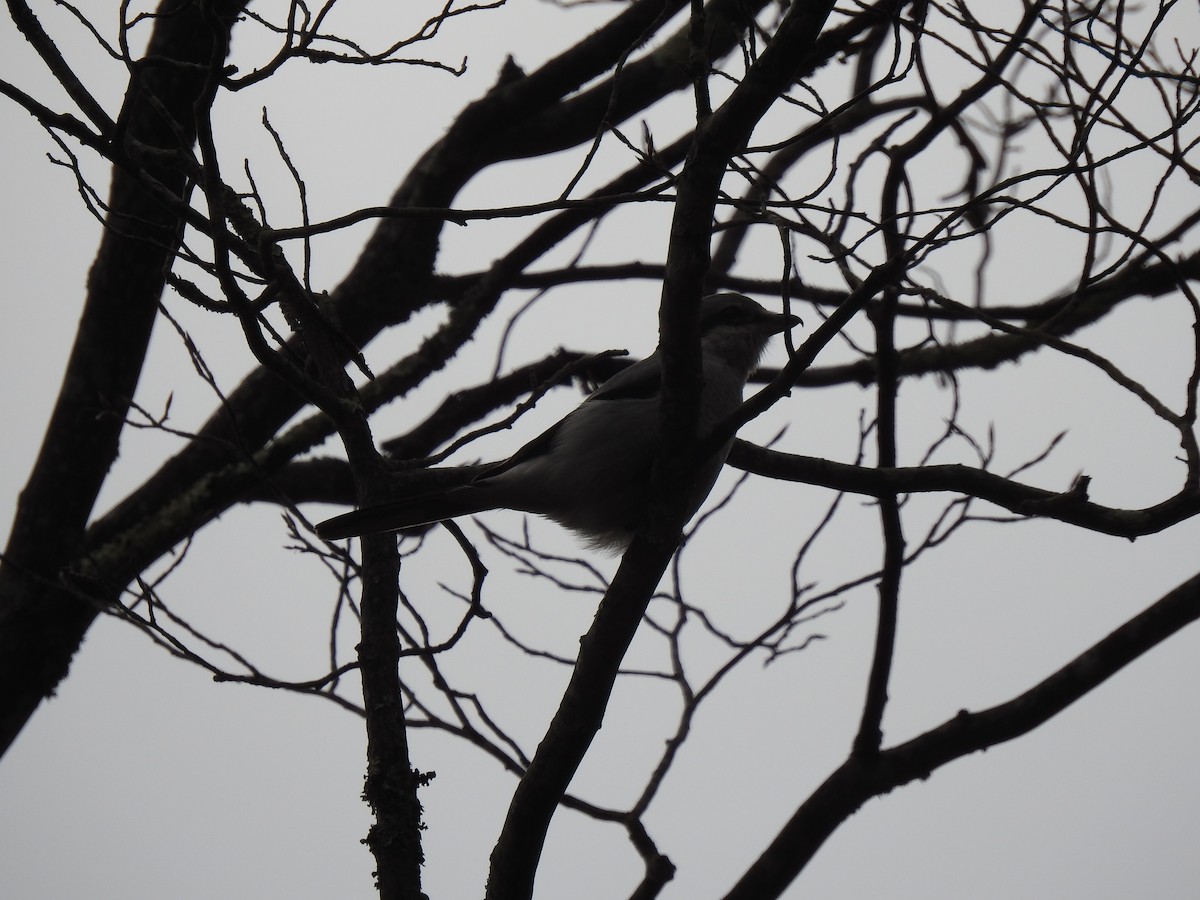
[799,248,1200,387]
[723,568,1200,900]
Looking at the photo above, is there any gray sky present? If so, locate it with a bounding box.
[2,3,1199,898]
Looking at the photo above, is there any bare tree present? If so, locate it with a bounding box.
[2,1,1198,898]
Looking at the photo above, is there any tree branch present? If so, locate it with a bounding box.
[0,0,248,760]
[484,4,840,897]
[723,567,1200,900]
[728,441,1200,538]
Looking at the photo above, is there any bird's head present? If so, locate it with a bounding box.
[697,292,800,373]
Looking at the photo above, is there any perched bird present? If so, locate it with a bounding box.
[317,293,797,551]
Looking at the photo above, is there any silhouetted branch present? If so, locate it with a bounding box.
[723,567,1200,900]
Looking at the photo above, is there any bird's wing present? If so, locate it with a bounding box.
[585,351,664,401]
[474,352,664,482]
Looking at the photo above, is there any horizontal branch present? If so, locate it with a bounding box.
[263,188,674,241]
[728,442,1200,538]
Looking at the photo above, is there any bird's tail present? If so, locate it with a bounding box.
[315,484,498,540]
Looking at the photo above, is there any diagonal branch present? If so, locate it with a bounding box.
[0,0,249,761]
[723,567,1200,900]
[483,4,841,898]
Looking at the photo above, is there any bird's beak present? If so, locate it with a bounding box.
[763,309,802,334]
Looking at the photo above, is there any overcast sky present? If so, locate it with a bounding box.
[2,3,1199,899]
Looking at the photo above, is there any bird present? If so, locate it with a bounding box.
[316,293,798,551]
